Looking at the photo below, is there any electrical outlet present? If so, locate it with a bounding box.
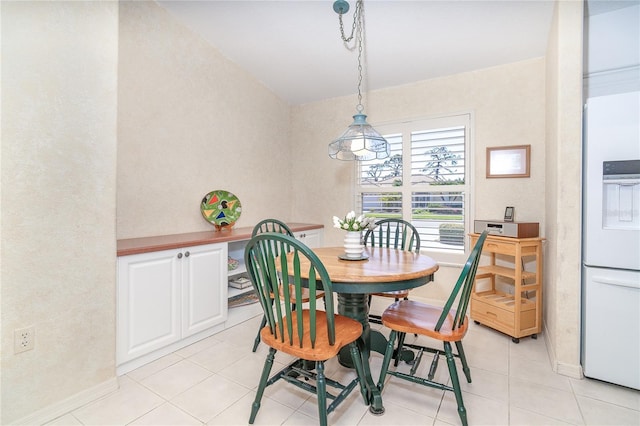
[14,326,35,354]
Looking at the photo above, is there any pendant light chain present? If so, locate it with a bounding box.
[329,0,390,161]
[356,4,364,114]
[338,0,362,43]
[338,0,365,112]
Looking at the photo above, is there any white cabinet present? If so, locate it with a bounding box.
[294,228,324,248]
[117,248,181,365]
[116,223,323,374]
[182,244,228,336]
[117,243,226,372]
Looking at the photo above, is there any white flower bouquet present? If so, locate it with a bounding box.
[332,211,377,232]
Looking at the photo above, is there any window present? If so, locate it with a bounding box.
[356,114,472,256]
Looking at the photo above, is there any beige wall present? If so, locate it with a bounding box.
[117,1,292,240]
[0,0,586,422]
[1,1,119,423]
[543,0,584,378]
[290,59,546,301]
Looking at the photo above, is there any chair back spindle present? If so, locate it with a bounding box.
[249,219,327,353]
[364,218,421,252]
[252,218,294,237]
[435,230,488,332]
[245,233,336,349]
[363,218,421,327]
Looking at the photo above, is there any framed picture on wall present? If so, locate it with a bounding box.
[486,145,531,178]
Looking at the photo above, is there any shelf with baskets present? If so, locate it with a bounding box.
[226,240,260,314]
[225,228,325,307]
[470,233,544,343]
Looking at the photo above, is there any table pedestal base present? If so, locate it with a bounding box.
[337,293,390,414]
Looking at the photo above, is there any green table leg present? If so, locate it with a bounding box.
[337,293,385,415]
[369,330,415,363]
[338,297,414,366]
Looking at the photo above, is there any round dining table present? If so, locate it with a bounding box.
[292,246,439,415]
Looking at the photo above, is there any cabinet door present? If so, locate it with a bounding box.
[296,229,324,248]
[117,249,181,364]
[182,243,228,337]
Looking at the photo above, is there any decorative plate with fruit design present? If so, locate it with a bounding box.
[200,190,242,229]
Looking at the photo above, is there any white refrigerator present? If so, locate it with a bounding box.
[582,90,640,390]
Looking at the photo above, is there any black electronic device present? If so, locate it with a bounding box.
[504,206,514,222]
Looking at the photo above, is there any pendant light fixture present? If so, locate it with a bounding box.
[329,0,390,161]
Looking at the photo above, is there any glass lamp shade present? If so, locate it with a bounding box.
[329,113,390,161]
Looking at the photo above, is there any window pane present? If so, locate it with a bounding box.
[355,115,470,256]
[359,134,403,187]
[361,192,402,218]
[412,191,464,251]
[411,127,465,185]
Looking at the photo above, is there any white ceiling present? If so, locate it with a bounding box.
[153,1,621,106]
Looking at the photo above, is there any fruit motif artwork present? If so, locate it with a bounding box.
[200,190,242,230]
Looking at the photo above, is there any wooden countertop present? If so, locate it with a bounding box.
[117,223,323,256]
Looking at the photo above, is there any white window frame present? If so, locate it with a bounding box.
[354,113,475,265]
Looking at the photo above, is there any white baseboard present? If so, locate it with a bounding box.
[543,320,584,380]
[116,321,229,375]
[556,361,584,379]
[543,320,556,367]
[13,377,118,426]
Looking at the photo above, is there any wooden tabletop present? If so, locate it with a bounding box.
[293,247,439,294]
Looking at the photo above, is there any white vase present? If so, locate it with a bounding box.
[343,231,364,259]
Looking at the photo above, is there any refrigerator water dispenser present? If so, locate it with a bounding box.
[602,160,640,230]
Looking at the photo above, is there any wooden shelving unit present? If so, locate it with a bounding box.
[469,233,543,343]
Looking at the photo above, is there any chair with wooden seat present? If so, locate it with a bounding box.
[363,218,421,325]
[250,219,325,352]
[245,233,368,426]
[376,230,488,426]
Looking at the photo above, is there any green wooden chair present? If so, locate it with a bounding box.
[250,219,325,352]
[363,218,421,327]
[252,218,293,237]
[376,230,488,426]
[245,233,367,426]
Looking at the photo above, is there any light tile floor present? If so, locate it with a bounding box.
[48,314,640,426]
